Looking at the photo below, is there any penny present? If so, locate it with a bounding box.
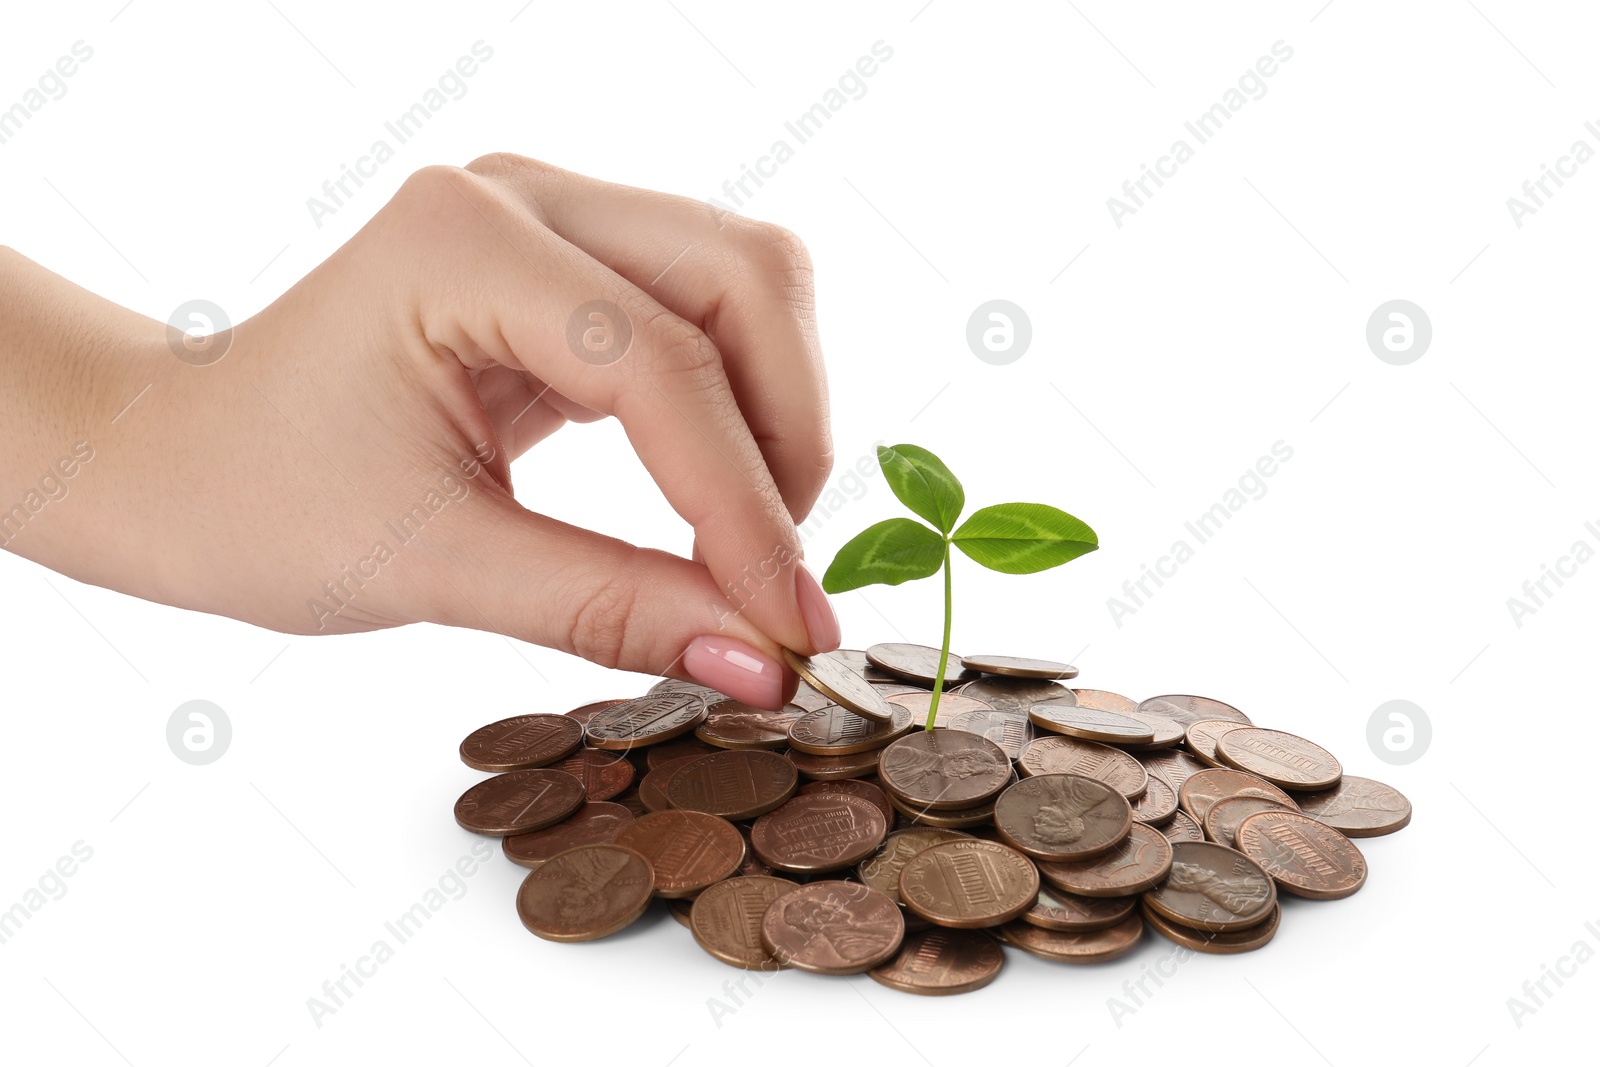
[999,911,1143,963]
[868,927,1005,996]
[551,748,635,802]
[668,898,694,927]
[613,789,649,818]
[695,699,806,751]
[1291,776,1413,838]
[585,693,709,751]
[760,881,905,974]
[1139,694,1251,727]
[1179,768,1301,825]
[956,676,1073,717]
[866,642,979,687]
[453,768,586,836]
[648,678,728,704]
[877,730,1011,811]
[736,828,774,877]
[502,802,635,868]
[1023,883,1138,932]
[1162,810,1206,842]
[1120,710,1188,750]
[899,838,1039,928]
[959,654,1078,680]
[1185,719,1246,766]
[637,753,706,812]
[1070,689,1138,713]
[1235,809,1368,899]
[1215,727,1342,790]
[689,875,798,969]
[1129,774,1179,826]
[1017,736,1148,799]
[1029,704,1156,745]
[857,828,971,905]
[887,690,994,729]
[459,714,584,772]
[565,698,625,725]
[792,682,837,712]
[887,789,997,829]
[612,810,745,898]
[799,778,895,827]
[950,709,1036,760]
[787,702,913,756]
[1036,823,1173,897]
[515,843,654,942]
[646,737,721,769]
[1141,899,1280,954]
[666,750,798,820]
[782,648,896,722]
[1142,840,1277,932]
[750,793,888,873]
[826,648,897,682]
[1137,748,1213,794]
[1203,795,1299,849]
[994,773,1132,862]
[787,747,882,781]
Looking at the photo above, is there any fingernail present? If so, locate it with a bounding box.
[683,636,784,709]
[794,562,841,652]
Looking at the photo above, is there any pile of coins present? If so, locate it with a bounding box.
[453,643,1412,994]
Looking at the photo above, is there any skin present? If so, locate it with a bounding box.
[0,154,841,708]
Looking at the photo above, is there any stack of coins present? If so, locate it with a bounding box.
[454,644,1412,994]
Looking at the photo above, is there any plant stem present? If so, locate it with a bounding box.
[925,539,954,731]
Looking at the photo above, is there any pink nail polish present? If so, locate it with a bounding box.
[794,562,841,652]
[683,636,784,709]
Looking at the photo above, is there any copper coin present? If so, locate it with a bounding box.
[454,768,586,836]
[825,648,894,681]
[637,753,706,812]
[887,788,998,829]
[1215,727,1342,790]
[648,677,728,703]
[668,898,694,927]
[1130,774,1179,826]
[612,810,744,898]
[959,654,1078,680]
[695,699,806,750]
[565,698,625,725]
[1029,703,1156,744]
[868,927,1004,996]
[551,748,635,802]
[736,828,775,877]
[857,828,971,904]
[750,793,888,873]
[1291,776,1413,838]
[1120,710,1187,750]
[792,682,837,712]
[1017,735,1149,799]
[1179,767,1301,825]
[1203,795,1299,849]
[502,802,635,868]
[787,747,882,781]
[760,881,905,974]
[956,676,1073,717]
[887,690,994,730]
[800,778,895,827]
[782,648,896,722]
[787,702,913,756]
[1141,899,1280,954]
[877,730,1011,811]
[999,911,1143,963]
[898,838,1039,928]
[1142,840,1277,932]
[993,774,1132,862]
[1140,694,1251,727]
[613,789,649,818]
[689,875,798,969]
[515,843,654,942]
[1024,883,1138,931]
[866,642,978,687]
[585,693,709,751]
[950,709,1036,760]
[1137,748,1212,794]
[1070,689,1138,713]
[647,737,721,769]
[1235,809,1368,899]
[1185,719,1246,766]
[1162,810,1205,842]
[1036,823,1173,896]
[459,714,584,772]
[666,750,798,820]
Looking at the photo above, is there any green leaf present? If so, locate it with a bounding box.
[951,503,1098,574]
[878,444,965,535]
[822,518,946,593]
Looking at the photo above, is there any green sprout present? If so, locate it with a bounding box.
[822,444,1099,731]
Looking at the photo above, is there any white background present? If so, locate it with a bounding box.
[2,2,1595,1064]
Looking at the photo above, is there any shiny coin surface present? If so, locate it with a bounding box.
[787,747,882,781]
[1017,736,1148,799]
[1129,773,1179,826]
[1069,689,1138,713]
[898,838,1040,928]
[950,709,1035,760]
[637,753,706,812]
[646,737,720,769]
[1290,776,1413,838]
[1023,884,1139,932]
[782,648,896,722]
[887,690,993,729]
[799,778,895,827]
[612,810,744,898]
[1036,823,1173,897]
[502,802,635,868]
[1143,840,1277,932]
[665,750,798,820]
[1203,795,1299,849]
[585,693,709,751]
[867,927,1004,996]
[551,748,635,802]
[1235,809,1368,899]
[999,911,1143,963]
[750,793,888,873]
[459,714,584,772]
[877,730,1012,811]
[866,642,977,687]
[1161,810,1206,842]
[1139,694,1251,727]
[1142,899,1280,954]
[695,700,806,750]
[787,702,913,755]
[689,875,798,970]
[959,654,1078,680]
[1215,727,1343,790]
[857,828,971,904]
[1137,748,1213,794]
[760,881,905,975]
[564,698,625,725]
[1185,719,1246,766]
[1120,710,1188,750]
[1179,767,1301,825]
[994,773,1132,862]
[791,682,837,712]
[957,676,1073,716]
[454,768,586,836]
[649,678,728,703]
[1029,704,1156,744]
[515,844,654,942]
